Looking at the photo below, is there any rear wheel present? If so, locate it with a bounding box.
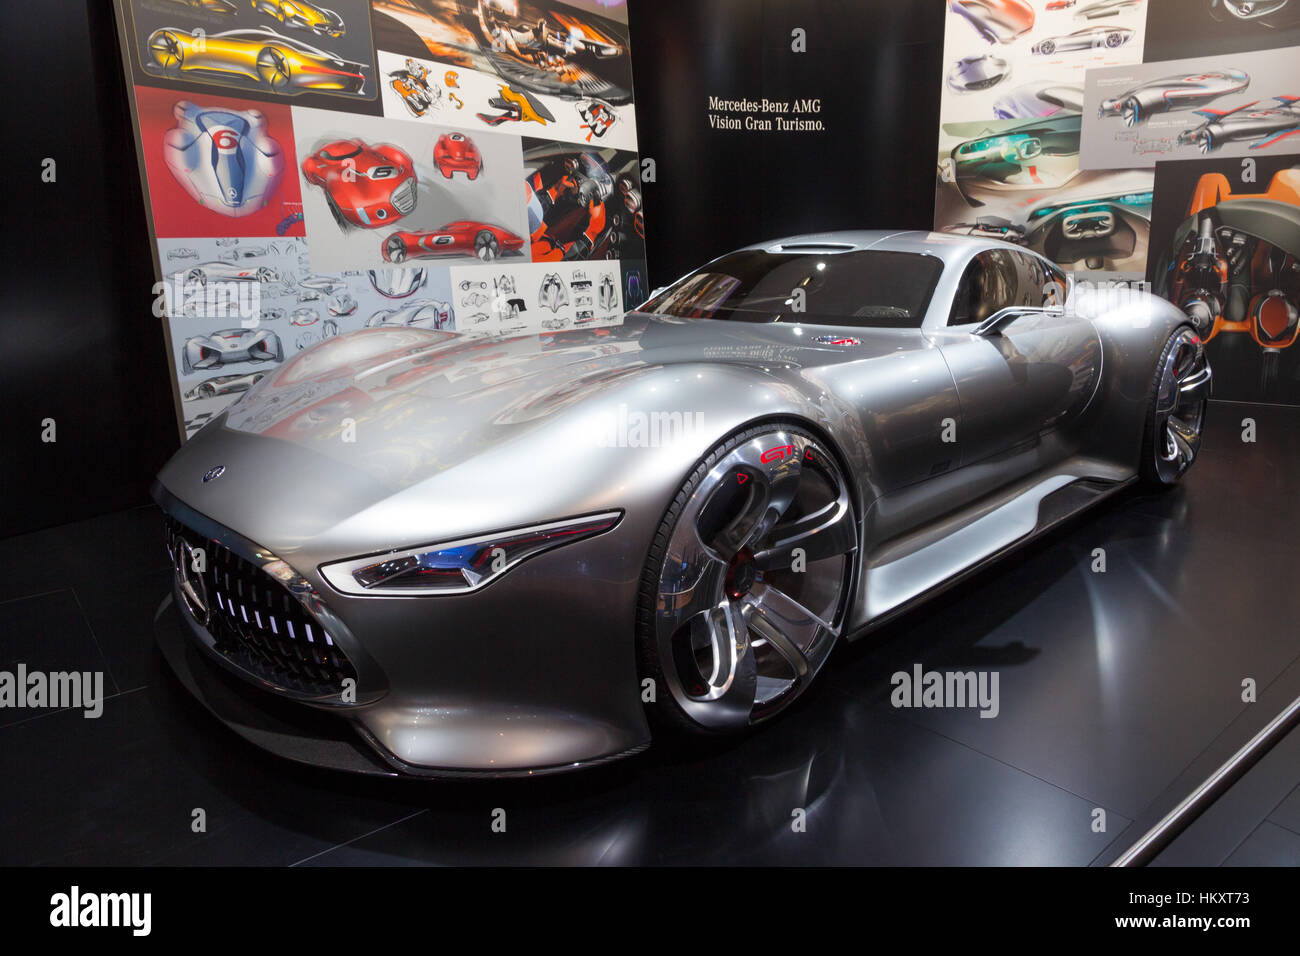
[637,424,858,735]
[475,231,499,261]
[1122,97,1140,126]
[257,48,291,90]
[384,235,407,263]
[1140,327,1210,487]
[1039,39,1056,55]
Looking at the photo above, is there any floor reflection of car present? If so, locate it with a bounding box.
[146,27,366,94]
[183,371,266,401]
[1032,25,1133,54]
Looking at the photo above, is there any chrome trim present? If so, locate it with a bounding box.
[1112,689,1300,866]
[973,305,1058,337]
[153,480,386,706]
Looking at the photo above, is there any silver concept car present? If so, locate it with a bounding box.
[1032,25,1133,54]
[1098,70,1251,127]
[154,232,1210,777]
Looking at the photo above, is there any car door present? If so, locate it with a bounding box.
[928,248,1102,473]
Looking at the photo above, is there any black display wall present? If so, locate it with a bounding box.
[627,0,945,287]
[2,1,177,537]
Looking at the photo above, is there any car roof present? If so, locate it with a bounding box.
[733,229,1031,269]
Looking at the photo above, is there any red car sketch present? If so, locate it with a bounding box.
[300,139,417,229]
[381,221,525,263]
[433,133,484,180]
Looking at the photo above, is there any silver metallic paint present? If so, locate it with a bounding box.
[155,231,1196,774]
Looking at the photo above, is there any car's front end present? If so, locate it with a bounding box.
[154,473,647,776]
[343,174,417,228]
[152,323,795,775]
[1212,0,1299,23]
[288,3,346,38]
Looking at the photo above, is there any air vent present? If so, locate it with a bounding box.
[777,242,857,253]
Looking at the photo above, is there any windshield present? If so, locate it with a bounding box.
[636,249,944,328]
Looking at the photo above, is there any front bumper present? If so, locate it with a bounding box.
[153,483,652,777]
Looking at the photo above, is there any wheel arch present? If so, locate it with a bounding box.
[1081,291,1199,472]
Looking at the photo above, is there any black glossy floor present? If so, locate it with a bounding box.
[3,399,1299,866]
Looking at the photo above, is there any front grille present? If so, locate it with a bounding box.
[164,515,357,698]
[390,178,417,215]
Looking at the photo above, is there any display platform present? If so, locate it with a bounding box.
[1,400,1297,866]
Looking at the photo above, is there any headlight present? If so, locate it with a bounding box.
[319,512,621,596]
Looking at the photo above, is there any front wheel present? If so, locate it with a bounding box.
[636,423,858,735]
[1140,327,1211,487]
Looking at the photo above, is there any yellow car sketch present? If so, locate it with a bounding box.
[250,0,345,39]
[159,0,238,14]
[146,27,366,94]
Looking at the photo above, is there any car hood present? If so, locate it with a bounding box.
[157,316,911,554]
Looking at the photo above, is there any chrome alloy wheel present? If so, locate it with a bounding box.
[1153,328,1211,484]
[649,427,857,732]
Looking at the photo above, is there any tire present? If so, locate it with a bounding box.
[1122,97,1140,127]
[1039,39,1055,55]
[1106,32,1124,48]
[475,231,499,261]
[384,235,406,263]
[635,422,858,736]
[151,31,184,72]
[256,48,291,91]
[1139,326,1210,488]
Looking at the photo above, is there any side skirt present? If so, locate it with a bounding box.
[844,475,1135,641]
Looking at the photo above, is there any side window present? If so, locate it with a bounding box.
[1014,252,1070,308]
[1044,262,1069,308]
[948,251,1018,326]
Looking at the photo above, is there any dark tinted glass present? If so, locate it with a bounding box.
[636,249,944,328]
[949,249,1066,325]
